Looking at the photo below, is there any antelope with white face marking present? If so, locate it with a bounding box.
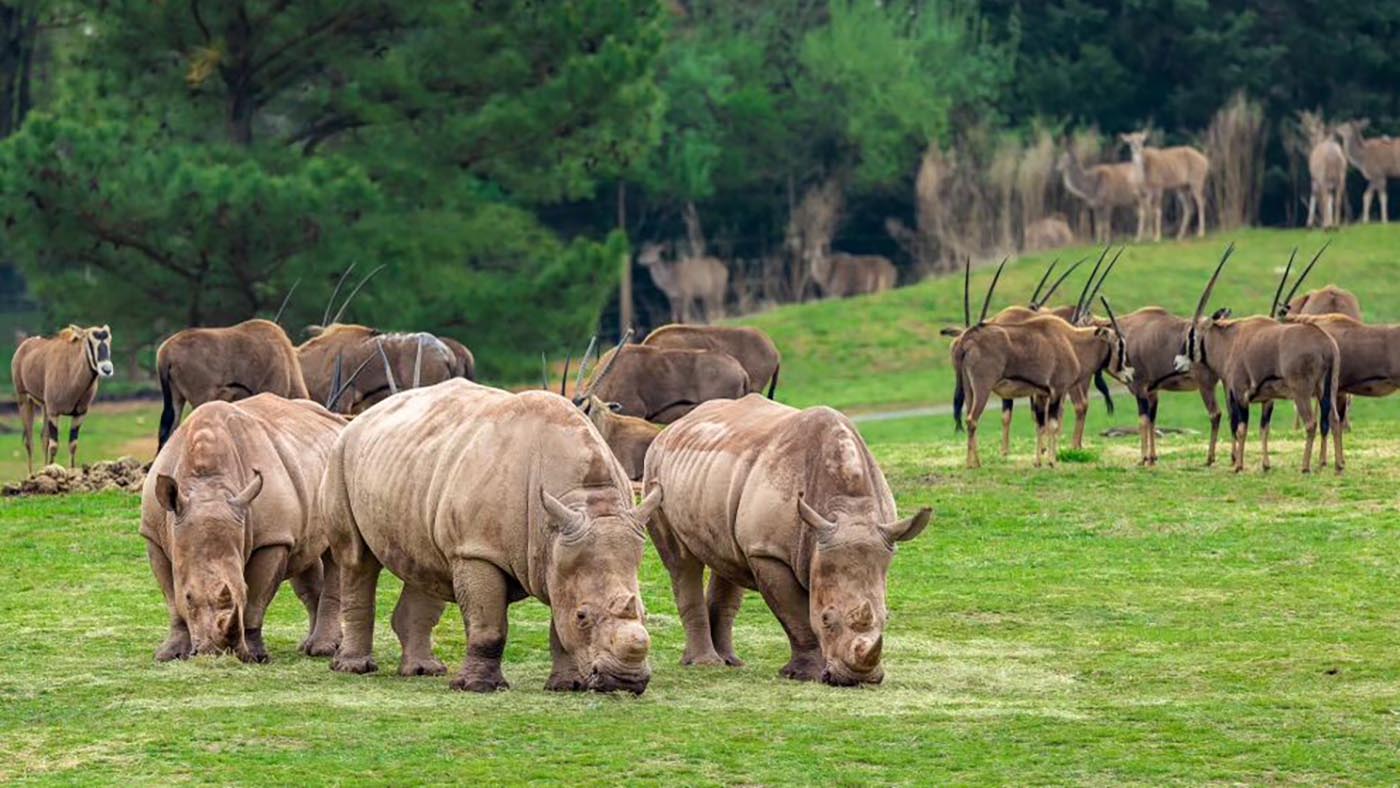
[11,324,114,471]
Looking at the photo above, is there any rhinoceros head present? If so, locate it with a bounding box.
[155,470,264,661]
[540,485,663,694]
[798,493,932,686]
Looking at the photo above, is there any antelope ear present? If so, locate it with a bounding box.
[607,402,623,413]
[541,489,586,537]
[228,471,263,508]
[66,326,82,342]
[797,493,838,545]
[1211,307,1232,320]
[880,507,932,545]
[632,484,663,525]
[155,474,181,515]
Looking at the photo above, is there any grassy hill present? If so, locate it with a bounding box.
[740,224,1400,413]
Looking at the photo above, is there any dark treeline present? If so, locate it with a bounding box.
[0,1,1395,379]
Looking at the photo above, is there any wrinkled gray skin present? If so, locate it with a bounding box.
[320,380,661,694]
[643,395,931,686]
[140,394,345,662]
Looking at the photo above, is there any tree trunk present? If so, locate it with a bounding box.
[0,3,39,140]
[617,182,632,336]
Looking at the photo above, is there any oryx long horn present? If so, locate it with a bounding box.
[412,335,424,389]
[1083,247,1125,318]
[962,257,972,327]
[272,279,301,326]
[322,263,357,326]
[327,352,376,413]
[574,335,598,392]
[978,257,1008,324]
[560,354,572,397]
[376,337,399,395]
[1270,248,1298,318]
[540,352,549,391]
[1193,243,1236,322]
[1028,259,1059,306]
[580,328,634,400]
[325,352,344,410]
[1100,295,1125,336]
[329,264,388,326]
[1280,240,1331,311]
[1072,246,1111,323]
[1035,255,1088,308]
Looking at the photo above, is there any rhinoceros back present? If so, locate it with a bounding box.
[323,379,629,600]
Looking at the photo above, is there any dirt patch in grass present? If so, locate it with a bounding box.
[2,457,148,496]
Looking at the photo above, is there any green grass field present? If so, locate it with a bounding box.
[3,225,1400,783]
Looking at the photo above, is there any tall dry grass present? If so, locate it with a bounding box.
[1205,92,1267,231]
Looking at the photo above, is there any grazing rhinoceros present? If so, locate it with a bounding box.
[320,379,662,694]
[643,394,931,686]
[140,393,346,663]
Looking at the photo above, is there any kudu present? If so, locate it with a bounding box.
[1058,147,1145,243]
[951,258,1133,468]
[1301,115,1346,229]
[1174,247,1342,473]
[1120,131,1209,241]
[1337,120,1400,223]
[641,324,781,398]
[157,319,308,451]
[638,242,729,324]
[11,324,115,472]
[808,249,897,299]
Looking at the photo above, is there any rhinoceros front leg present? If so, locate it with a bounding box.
[147,540,191,661]
[449,558,510,692]
[241,545,289,663]
[392,584,448,677]
[750,556,822,682]
[546,619,584,691]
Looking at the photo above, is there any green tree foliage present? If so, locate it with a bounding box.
[0,0,663,378]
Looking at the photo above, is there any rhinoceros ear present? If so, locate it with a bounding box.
[632,484,663,526]
[155,474,182,515]
[541,489,587,537]
[797,492,838,545]
[880,507,932,546]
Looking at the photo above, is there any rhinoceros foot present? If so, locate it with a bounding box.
[154,637,192,662]
[299,635,341,658]
[331,654,378,674]
[778,653,823,682]
[450,669,509,693]
[680,650,725,667]
[545,671,585,692]
[240,630,269,664]
[399,657,448,677]
[718,651,745,668]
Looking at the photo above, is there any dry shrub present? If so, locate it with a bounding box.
[1016,129,1058,237]
[782,177,844,301]
[1205,91,1267,231]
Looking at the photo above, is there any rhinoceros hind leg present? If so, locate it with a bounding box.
[331,543,382,675]
[448,558,510,692]
[393,584,448,677]
[295,553,342,657]
[667,558,723,666]
[706,573,746,667]
[751,556,822,682]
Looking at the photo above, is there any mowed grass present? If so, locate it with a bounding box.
[743,224,1400,411]
[0,402,161,483]
[4,225,1400,782]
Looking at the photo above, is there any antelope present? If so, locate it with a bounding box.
[437,336,477,381]
[1301,113,1346,229]
[1337,120,1400,223]
[1114,305,1224,467]
[638,242,728,324]
[1058,147,1145,243]
[951,259,1133,468]
[1120,131,1210,241]
[577,335,749,424]
[1173,247,1342,473]
[11,324,115,472]
[156,319,308,451]
[1023,216,1074,252]
[641,324,781,398]
[808,249,897,299]
[1268,246,1361,432]
[298,324,456,415]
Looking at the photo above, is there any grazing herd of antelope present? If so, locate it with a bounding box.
[948,243,1381,473]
